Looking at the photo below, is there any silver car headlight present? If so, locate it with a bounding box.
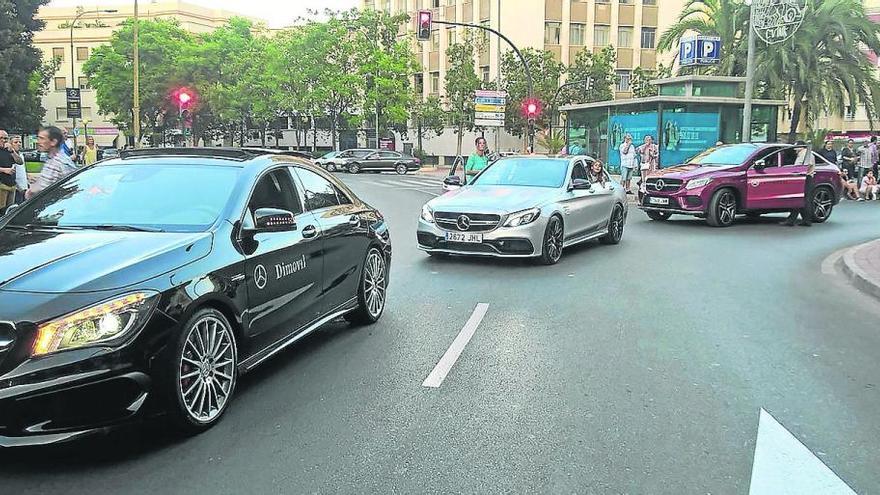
[503,207,541,227]
[420,204,435,223]
[32,291,160,356]
[686,178,712,190]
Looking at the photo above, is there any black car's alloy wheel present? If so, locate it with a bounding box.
[168,308,238,433]
[538,216,564,265]
[395,164,407,175]
[707,189,737,227]
[348,162,361,174]
[346,247,387,324]
[600,205,625,245]
[811,187,834,223]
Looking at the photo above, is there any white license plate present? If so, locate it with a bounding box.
[445,232,483,243]
[648,196,670,205]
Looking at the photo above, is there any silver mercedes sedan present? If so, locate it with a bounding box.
[417,155,628,265]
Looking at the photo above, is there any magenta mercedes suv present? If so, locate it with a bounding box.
[638,143,843,227]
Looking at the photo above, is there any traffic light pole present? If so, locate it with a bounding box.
[432,20,535,152]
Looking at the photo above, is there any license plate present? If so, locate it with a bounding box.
[445,232,483,243]
[648,196,670,205]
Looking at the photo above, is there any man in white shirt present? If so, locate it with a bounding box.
[618,133,637,194]
[11,135,27,204]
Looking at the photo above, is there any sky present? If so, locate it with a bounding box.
[48,0,360,28]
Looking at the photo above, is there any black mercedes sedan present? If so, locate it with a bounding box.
[341,149,421,174]
[0,148,391,446]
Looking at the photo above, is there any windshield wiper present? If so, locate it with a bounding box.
[70,224,165,233]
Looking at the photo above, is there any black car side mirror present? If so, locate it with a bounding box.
[444,175,462,186]
[570,178,591,190]
[253,208,297,233]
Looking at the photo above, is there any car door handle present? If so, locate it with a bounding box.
[348,215,360,226]
[302,225,319,238]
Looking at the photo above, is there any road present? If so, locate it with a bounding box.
[3,171,880,494]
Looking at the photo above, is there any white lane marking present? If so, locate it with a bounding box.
[748,408,856,495]
[413,188,440,197]
[402,179,439,187]
[422,303,489,388]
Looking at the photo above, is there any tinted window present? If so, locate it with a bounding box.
[690,145,759,166]
[352,150,372,158]
[472,158,569,188]
[248,169,302,215]
[8,164,239,232]
[379,151,400,159]
[571,162,588,181]
[294,168,341,210]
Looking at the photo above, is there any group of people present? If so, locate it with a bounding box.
[0,126,79,215]
[618,134,659,194]
[821,138,880,201]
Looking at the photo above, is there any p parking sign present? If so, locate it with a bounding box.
[679,36,721,66]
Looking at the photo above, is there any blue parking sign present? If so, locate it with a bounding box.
[680,36,721,66]
[679,38,697,66]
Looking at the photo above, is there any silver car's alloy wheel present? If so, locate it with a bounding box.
[364,250,387,318]
[396,164,407,175]
[179,316,236,423]
[327,163,336,172]
[348,162,361,174]
[545,218,563,263]
[609,206,624,241]
[812,188,833,222]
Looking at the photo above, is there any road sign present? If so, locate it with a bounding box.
[65,87,82,119]
[474,118,504,128]
[680,36,721,66]
[475,90,506,98]
[475,112,505,120]
[474,96,506,106]
[753,0,805,45]
[475,103,505,113]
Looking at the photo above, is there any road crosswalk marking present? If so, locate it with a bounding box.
[422,303,489,388]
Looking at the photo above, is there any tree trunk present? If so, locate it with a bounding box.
[261,126,266,148]
[240,119,246,147]
[330,110,338,151]
[788,97,802,144]
[456,124,463,158]
[417,119,423,154]
[310,114,317,153]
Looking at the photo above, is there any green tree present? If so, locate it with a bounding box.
[537,129,566,154]
[0,0,51,131]
[84,19,192,141]
[630,63,673,98]
[561,46,617,105]
[445,40,481,156]
[411,95,445,156]
[500,48,565,139]
[656,0,750,76]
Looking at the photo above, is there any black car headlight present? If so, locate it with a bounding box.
[32,291,160,356]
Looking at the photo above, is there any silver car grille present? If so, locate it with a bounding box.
[434,212,501,232]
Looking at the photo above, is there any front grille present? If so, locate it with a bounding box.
[418,233,534,255]
[434,212,501,232]
[645,178,684,192]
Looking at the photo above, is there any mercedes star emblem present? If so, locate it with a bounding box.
[254,264,268,290]
[654,179,665,191]
[457,215,471,231]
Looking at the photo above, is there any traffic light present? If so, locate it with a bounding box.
[172,87,196,117]
[416,10,432,41]
[521,97,542,121]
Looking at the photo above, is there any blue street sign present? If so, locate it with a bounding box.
[474,96,506,106]
[680,36,721,66]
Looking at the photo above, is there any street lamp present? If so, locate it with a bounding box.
[70,8,117,149]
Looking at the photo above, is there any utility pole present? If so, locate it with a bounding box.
[741,0,756,144]
[133,0,141,148]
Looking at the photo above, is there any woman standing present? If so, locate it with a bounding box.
[27,126,78,200]
[636,135,659,192]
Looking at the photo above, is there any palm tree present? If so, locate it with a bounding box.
[755,0,880,142]
[656,0,750,76]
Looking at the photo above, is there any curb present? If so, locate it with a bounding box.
[837,239,880,302]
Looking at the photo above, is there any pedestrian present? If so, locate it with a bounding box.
[859,170,879,200]
[874,134,880,179]
[0,129,24,214]
[464,137,489,178]
[817,140,838,165]
[840,139,858,179]
[781,149,815,227]
[618,133,637,194]
[637,135,659,192]
[82,136,99,166]
[839,168,860,200]
[858,136,876,183]
[11,135,28,205]
[26,126,78,200]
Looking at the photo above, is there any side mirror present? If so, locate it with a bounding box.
[753,159,767,170]
[443,175,462,186]
[570,178,591,190]
[253,208,297,233]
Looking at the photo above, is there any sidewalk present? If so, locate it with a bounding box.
[837,239,880,301]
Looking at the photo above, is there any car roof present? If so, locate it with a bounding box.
[109,147,316,171]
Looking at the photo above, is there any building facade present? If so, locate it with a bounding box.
[33,1,248,147]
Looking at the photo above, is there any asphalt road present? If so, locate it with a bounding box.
[3,171,880,494]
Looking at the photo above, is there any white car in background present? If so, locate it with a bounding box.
[315,149,373,172]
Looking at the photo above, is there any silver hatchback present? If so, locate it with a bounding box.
[417,156,628,264]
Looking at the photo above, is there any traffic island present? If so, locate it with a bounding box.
[838,239,880,302]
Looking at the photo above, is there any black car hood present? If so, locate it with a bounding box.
[0,228,213,293]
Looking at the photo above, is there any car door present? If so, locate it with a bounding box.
[292,167,371,313]
[746,146,807,210]
[560,160,593,239]
[586,164,616,231]
[241,168,325,355]
[380,151,401,170]
[360,151,382,171]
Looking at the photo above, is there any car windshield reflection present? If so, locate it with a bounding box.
[471,158,569,188]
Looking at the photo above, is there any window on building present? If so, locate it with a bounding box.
[846,106,857,120]
[641,27,656,49]
[544,22,561,45]
[76,47,89,61]
[52,47,65,61]
[431,0,440,7]
[79,76,90,90]
[54,77,66,91]
[56,107,68,121]
[616,70,632,91]
[431,30,439,51]
[481,66,490,83]
[480,20,490,48]
[570,23,585,46]
[594,25,610,46]
[619,0,631,3]
[430,71,440,93]
[643,0,657,4]
[414,73,424,94]
[448,27,456,46]
[618,27,633,47]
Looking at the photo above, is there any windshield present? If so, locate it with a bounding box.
[689,145,759,166]
[471,158,569,188]
[322,151,338,159]
[7,164,239,232]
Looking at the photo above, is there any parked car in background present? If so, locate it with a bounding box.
[100,148,119,160]
[318,149,373,172]
[342,150,421,174]
[638,143,843,227]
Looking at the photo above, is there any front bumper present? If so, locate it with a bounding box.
[416,216,547,258]
[638,190,705,216]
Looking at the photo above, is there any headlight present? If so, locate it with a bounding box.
[33,291,160,356]
[420,204,435,223]
[686,178,712,190]
[503,207,541,227]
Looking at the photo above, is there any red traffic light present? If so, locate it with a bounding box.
[521,98,542,120]
[416,9,432,41]
[178,92,191,104]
